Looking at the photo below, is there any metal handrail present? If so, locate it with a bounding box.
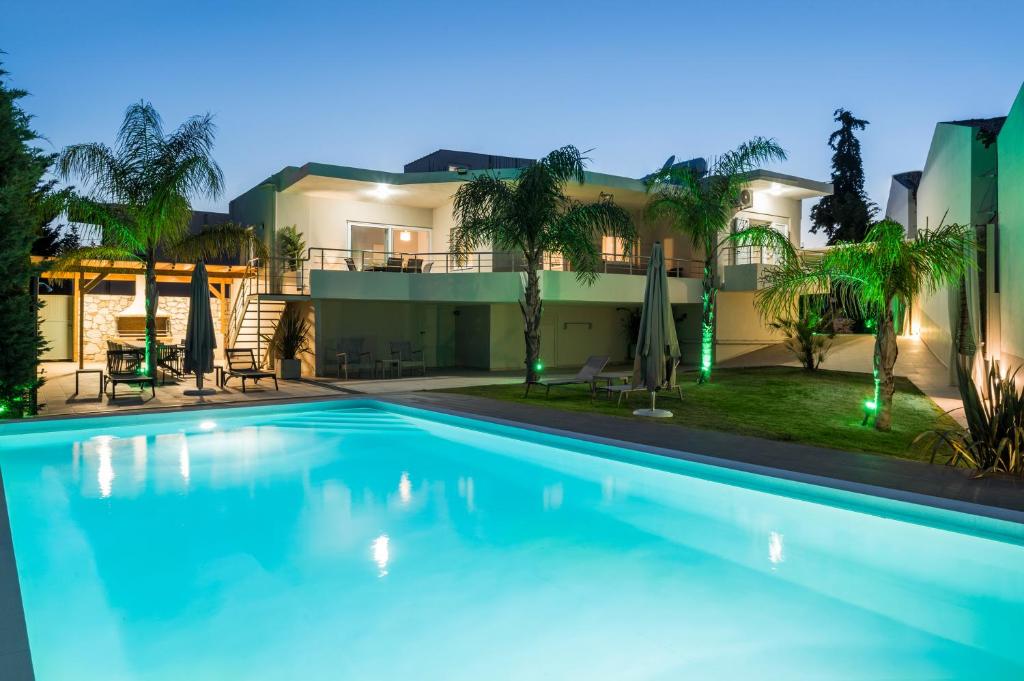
[227,258,259,347]
[304,247,703,277]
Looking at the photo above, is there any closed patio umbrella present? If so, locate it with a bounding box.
[632,242,681,417]
[183,260,217,396]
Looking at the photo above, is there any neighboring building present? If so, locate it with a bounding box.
[229,154,830,375]
[884,171,921,237]
[998,86,1024,368]
[886,83,1024,381]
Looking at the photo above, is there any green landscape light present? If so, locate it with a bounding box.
[863,399,877,411]
[535,360,544,372]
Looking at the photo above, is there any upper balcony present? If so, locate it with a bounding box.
[247,248,706,305]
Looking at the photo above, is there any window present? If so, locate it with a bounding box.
[731,218,789,265]
[601,236,638,263]
[348,222,431,257]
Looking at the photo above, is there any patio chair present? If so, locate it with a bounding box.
[336,338,373,379]
[389,341,426,377]
[344,257,358,271]
[157,343,184,384]
[104,349,156,400]
[222,348,279,392]
[599,359,683,406]
[385,256,403,272]
[403,258,424,273]
[525,355,609,398]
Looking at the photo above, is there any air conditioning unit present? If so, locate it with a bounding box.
[735,189,754,210]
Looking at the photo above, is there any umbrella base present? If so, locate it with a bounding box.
[183,388,217,396]
[633,408,674,418]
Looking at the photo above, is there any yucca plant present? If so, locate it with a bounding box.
[263,303,311,360]
[916,360,1024,476]
[770,308,834,370]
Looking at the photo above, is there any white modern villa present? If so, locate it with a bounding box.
[227,150,831,376]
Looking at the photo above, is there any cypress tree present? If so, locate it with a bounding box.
[0,61,51,416]
[809,109,877,244]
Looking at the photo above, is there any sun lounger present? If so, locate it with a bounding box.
[525,355,609,397]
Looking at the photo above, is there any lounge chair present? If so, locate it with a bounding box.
[599,359,683,406]
[525,355,609,397]
[344,257,358,271]
[222,348,279,392]
[336,338,373,379]
[389,341,426,377]
[104,349,156,400]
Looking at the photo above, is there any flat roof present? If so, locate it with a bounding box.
[244,162,831,209]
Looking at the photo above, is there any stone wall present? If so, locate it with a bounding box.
[82,295,224,361]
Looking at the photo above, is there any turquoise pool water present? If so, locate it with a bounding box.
[1,401,1023,680]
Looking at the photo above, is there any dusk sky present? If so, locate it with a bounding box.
[4,0,1023,246]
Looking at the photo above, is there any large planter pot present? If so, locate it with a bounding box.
[279,358,301,380]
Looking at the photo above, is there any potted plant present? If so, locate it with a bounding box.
[263,303,311,379]
[278,225,306,272]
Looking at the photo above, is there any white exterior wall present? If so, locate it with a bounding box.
[277,192,435,255]
[999,86,1024,367]
[915,124,975,373]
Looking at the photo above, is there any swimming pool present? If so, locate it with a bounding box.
[1,400,1022,679]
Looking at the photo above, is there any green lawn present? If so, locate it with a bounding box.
[438,367,959,462]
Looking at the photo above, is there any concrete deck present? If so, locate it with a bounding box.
[719,334,965,425]
[36,361,344,417]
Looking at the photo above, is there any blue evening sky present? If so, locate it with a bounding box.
[3,0,1022,246]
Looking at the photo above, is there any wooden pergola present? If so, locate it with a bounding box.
[33,257,250,368]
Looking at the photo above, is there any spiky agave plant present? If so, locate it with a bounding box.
[645,138,787,383]
[732,219,974,431]
[916,361,1024,476]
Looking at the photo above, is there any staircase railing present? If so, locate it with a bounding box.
[228,258,259,348]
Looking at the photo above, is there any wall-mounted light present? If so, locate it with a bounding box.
[370,183,394,200]
[398,230,412,242]
[770,182,783,196]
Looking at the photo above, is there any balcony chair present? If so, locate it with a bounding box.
[222,348,279,392]
[104,348,156,400]
[389,341,426,377]
[525,355,609,398]
[344,257,358,271]
[403,258,424,273]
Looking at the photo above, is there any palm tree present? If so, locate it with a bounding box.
[56,101,265,377]
[645,138,788,383]
[734,219,974,431]
[450,146,636,385]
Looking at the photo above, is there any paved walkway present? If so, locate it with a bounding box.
[719,334,964,425]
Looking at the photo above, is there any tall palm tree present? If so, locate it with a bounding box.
[450,146,636,385]
[56,101,265,377]
[734,219,974,431]
[645,138,787,383]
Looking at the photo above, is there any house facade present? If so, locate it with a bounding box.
[228,151,830,376]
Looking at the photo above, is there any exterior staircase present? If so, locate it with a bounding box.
[227,261,310,368]
[229,295,288,367]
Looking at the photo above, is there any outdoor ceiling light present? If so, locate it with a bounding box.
[370,183,394,200]
[770,182,783,196]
